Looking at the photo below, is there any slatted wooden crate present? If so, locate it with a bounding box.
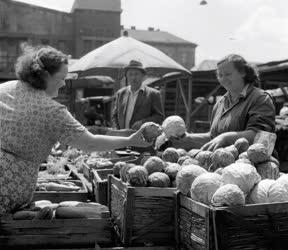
[95,246,176,250]
[33,165,90,203]
[175,192,288,250]
[0,208,112,248]
[83,156,138,182]
[108,175,176,247]
[92,169,113,205]
[33,245,175,250]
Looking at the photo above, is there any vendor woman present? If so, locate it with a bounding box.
[171,54,275,151]
[0,45,151,215]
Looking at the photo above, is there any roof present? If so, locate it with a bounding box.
[71,0,121,12]
[192,59,261,72]
[191,60,218,71]
[121,29,197,46]
[12,0,70,14]
[258,59,288,73]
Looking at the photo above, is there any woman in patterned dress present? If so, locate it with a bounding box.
[0,45,150,215]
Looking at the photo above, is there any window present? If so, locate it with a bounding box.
[0,41,8,71]
[58,40,66,52]
[94,41,103,49]
[83,40,92,53]
[181,52,188,64]
[41,39,50,45]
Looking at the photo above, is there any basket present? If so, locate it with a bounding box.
[108,175,176,246]
[175,192,288,250]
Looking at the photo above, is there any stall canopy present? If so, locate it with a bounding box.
[66,75,115,89]
[68,36,190,78]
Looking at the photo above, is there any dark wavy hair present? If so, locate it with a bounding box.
[15,44,68,90]
[217,54,260,85]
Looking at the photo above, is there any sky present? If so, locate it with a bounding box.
[14,0,288,65]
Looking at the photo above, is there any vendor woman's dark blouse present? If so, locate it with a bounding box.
[210,84,275,138]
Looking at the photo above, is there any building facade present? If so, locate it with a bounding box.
[0,0,197,81]
[0,0,121,80]
[121,27,197,70]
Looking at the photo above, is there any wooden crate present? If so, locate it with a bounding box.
[0,209,112,248]
[33,165,90,203]
[33,246,175,250]
[108,175,176,246]
[96,246,175,250]
[92,169,113,205]
[175,192,288,250]
[83,156,139,182]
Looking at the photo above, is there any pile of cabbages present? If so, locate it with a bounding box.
[115,115,288,208]
[112,115,188,188]
[175,137,288,207]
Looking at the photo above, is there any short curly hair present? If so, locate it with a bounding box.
[15,44,68,90]
[217,54,260,85]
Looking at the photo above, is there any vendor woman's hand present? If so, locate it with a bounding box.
[128,128,152,148]
[200,134,227,152]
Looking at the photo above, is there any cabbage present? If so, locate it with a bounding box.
[224,145,239,159]
[276,174,288,191]
[268,181,288,203]
[162,115,186,139]
[214,167,224,175]
[182,158,200,166]
[211,184,245,207]
[235,158,253,165]
[210,148,235,171]
[269,156,279,166]
[162,147,180,163]
[176,148,187,157]
[187,149,201,158]
[247,143,269,164]
[222,163,261,195]
[238,151,249,160]
[143,156,166,175]
[140,122,162,142]
[127,166,148,187]
[195,151,213,170]
[120,163,135,182]
[176,164,207,196]
[248,179,275,204]
[113,161,126,178]
[148,172,171,187]
[140,155,152,166]
[190,173,224,205]
[256,161,279,180]
[164,163,182,181]
[234,138,249,154]
[177,155,192,165]
[154,132,168,151]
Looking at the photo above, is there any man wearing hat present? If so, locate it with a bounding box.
[112,60,165,130]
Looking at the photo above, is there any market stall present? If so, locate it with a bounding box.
[1,116,288,249]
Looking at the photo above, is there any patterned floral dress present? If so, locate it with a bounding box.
[0,81,87,215]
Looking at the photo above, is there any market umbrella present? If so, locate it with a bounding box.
[68,36,190,79]
[66,75,115,89]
